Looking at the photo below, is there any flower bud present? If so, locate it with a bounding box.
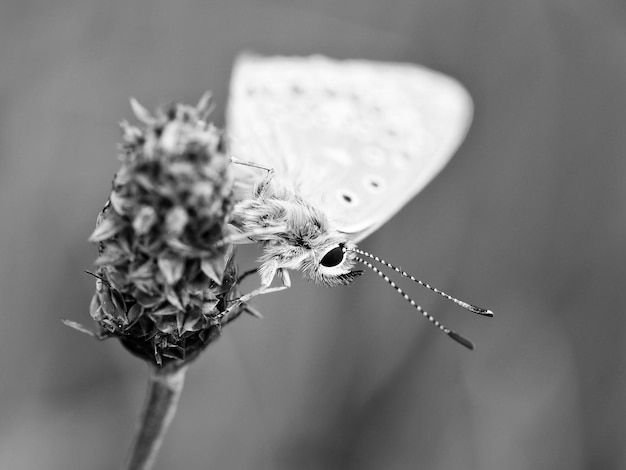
[87,94,247,367]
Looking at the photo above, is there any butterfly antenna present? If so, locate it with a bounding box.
[355,255,474,350]
[349,248,493,317]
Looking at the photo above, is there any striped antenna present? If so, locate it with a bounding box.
[354,255,474,350]
[349,247,493,317]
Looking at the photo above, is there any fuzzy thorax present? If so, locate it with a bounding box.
[231,175,361,287]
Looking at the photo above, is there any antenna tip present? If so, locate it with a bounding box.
[475,307,494,317]
[448,331,475,350]
[459,301,494,317]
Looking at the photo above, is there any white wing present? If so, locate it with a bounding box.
[226,54,472,242]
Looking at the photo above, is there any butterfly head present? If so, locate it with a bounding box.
[299,240,363,287]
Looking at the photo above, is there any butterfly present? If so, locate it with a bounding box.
[225,54,492,349]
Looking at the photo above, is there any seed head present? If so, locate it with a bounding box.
[86,93,247,367]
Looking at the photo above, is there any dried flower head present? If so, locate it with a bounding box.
[84,93,250,367]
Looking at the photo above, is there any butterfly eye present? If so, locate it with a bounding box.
[320,244,345,267]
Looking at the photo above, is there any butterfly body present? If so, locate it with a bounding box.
[231,170,361,292]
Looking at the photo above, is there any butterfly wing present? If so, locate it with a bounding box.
[226,54,472,242]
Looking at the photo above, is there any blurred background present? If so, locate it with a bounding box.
[1,0,624,468]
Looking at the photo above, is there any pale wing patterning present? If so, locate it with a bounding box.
[227,54,473,242]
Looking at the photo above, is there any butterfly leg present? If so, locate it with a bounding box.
[230,156,273,173]
[212,222,291,251]
[252,168,277,198]
[238,264,291,303]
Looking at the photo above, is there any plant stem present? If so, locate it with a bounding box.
[121,364,188,470]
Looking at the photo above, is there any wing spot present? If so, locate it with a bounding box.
[364,175,385,193]
[338,190,358,206]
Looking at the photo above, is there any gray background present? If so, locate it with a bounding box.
[1,0,624,469]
